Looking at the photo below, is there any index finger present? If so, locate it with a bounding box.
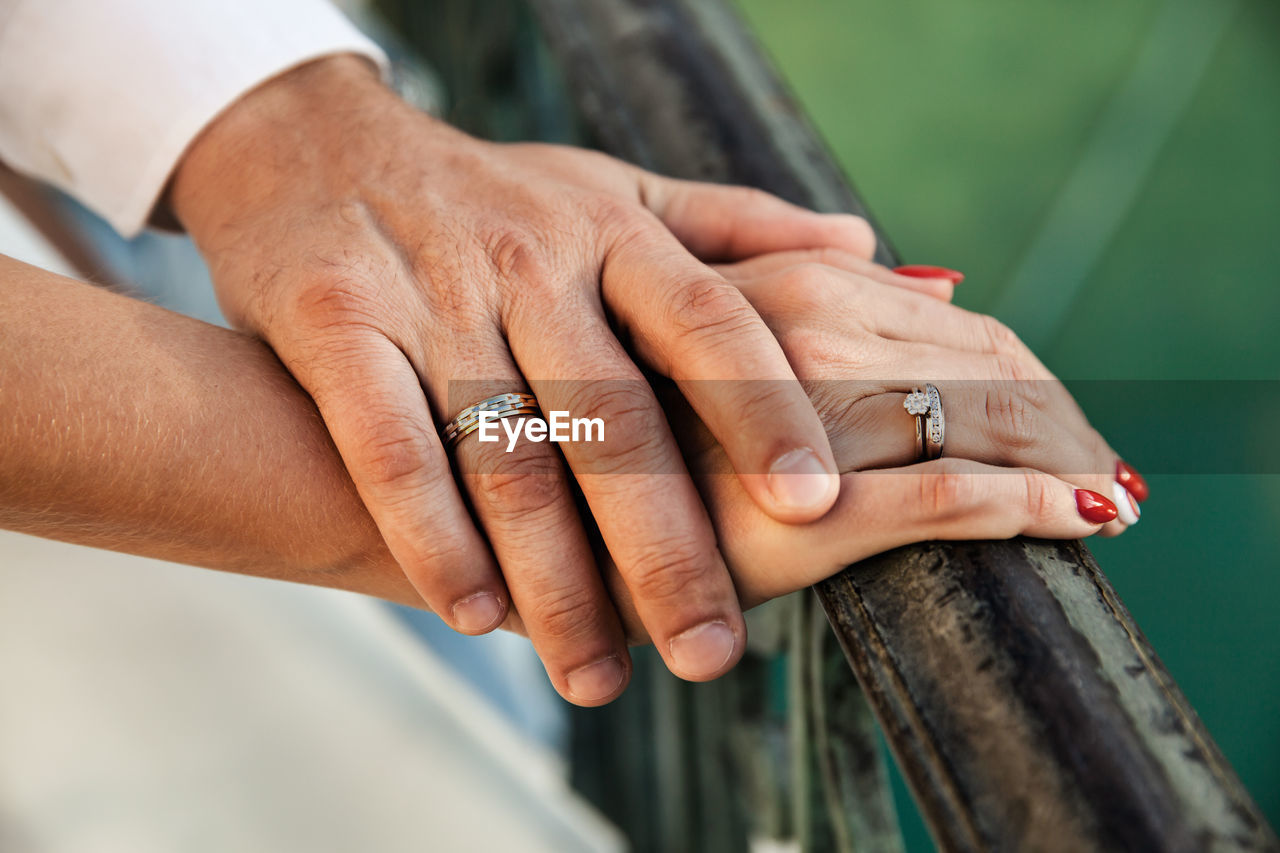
[503,314,749,684]
[603,225,841,523]
[715,248,956,301]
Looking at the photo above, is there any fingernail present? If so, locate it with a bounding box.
[451,592,503,633]
[1116,460,1149,503]
[566,656,626,702]
[1075,489,1118,524]
[767,447,837,512]
[894,264,965,284]
[669,620,736,679]
[1112,480,1140,525]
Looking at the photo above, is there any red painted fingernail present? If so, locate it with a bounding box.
[1075,489,1118,524]
[893,264,965,284]
[1116,460,1149,503]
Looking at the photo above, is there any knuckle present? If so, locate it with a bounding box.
[818,383,877,436]
[666,278,761,341]
[919,465,975,517]
[626,538,715,604]
[1088,432,1118,468]
[561,383,669,474]
[524,582,603,645]
[483,227,551,285]
[475,449,564,523]
[795,247,853,270]
[561,381,652,423]
[773,263,845,310]
[554,145,624,178]
[834,214,876,251]
[1015,378,1051,410]
[358,424,435,494]
[722,378,805,425]
[589,193,648,235]
[589,424,669,476]
[703,184,772,211]
[735,185,776,208]
[992,352,1037,384]
[288,274,383,332]
[981,314,1025,356]
[412,532,474,577]
[591,429,669,477]
[775,327,854,378]
[985,387,1040,451]
[1020,470,1054,524]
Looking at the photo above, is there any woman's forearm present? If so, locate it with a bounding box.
[0,255,422,607]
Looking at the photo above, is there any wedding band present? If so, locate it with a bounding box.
[923,383,945,460]
[441,392,541,451]
[904,384,945,461]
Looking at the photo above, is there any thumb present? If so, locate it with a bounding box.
[640,173,877,262]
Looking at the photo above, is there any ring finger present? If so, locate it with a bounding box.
[820,382,1139,532]
[881,341,1137,534]
[431,360,632,707]
[735,265,1142,532]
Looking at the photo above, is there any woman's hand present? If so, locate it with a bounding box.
[2,254,1138,699]
[167,56,879,700]
[576,252,1145,639]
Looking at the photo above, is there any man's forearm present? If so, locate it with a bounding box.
[0,255,421,607]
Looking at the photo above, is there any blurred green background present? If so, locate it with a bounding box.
[734,0,1280,845]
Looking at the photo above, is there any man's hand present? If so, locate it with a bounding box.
[168,56,876,705]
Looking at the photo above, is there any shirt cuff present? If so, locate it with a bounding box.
[0,0,389,237]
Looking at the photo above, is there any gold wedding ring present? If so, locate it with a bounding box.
[441,392,541,451]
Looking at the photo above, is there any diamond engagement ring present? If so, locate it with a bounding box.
[904,388,929,461]
[904,384,945,462]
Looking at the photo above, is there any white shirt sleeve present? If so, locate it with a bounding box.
[0,0,389,237]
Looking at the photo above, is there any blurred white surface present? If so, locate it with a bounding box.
[0,532,621,853]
